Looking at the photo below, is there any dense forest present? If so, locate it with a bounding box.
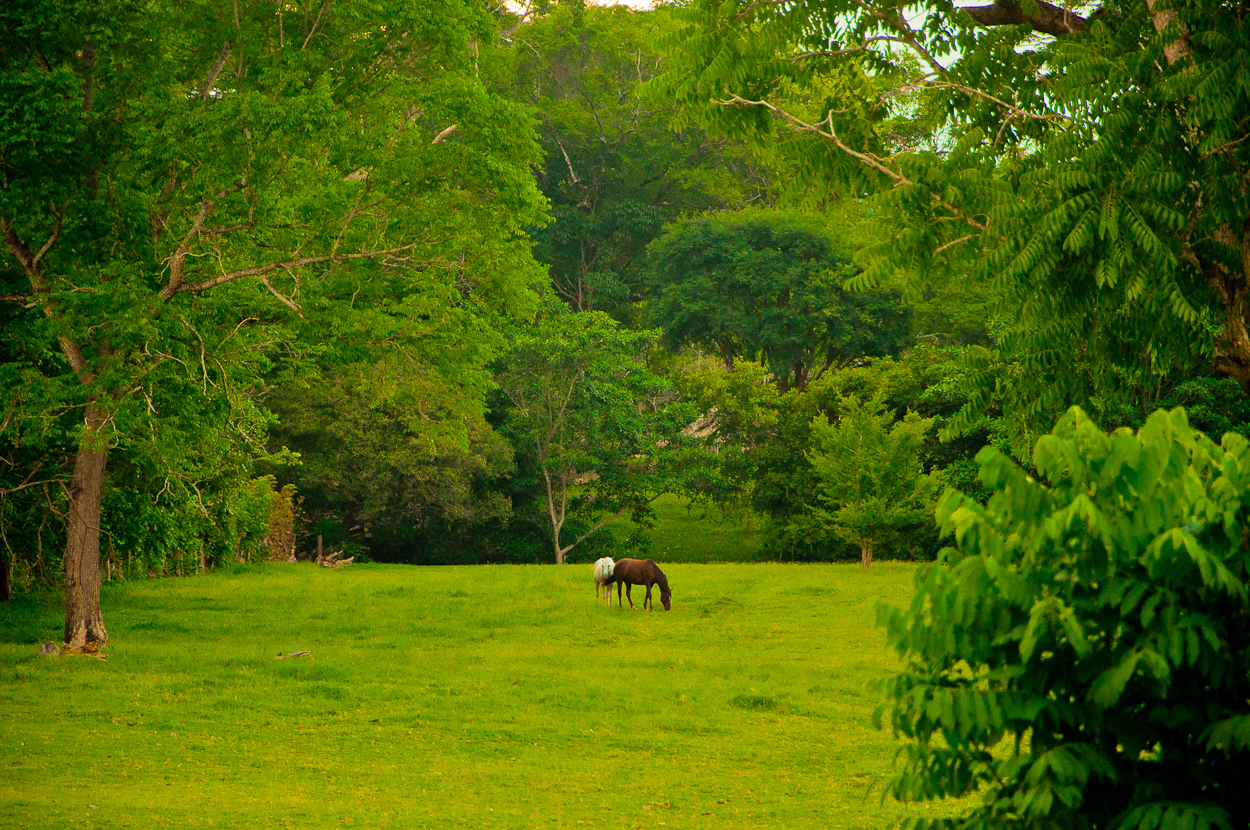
[7,3,1250,826]
[4,0,1250,629]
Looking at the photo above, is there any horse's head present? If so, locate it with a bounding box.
[661,586,672,611]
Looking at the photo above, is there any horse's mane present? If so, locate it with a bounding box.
[652,563,670,594]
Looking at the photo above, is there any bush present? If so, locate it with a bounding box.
[877,407,1250,829]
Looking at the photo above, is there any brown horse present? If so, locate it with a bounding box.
[613,558,671,611]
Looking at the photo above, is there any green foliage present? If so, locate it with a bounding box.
[809,394,939,567]
[877,407,1250,829]
[264,356,515,564]
[653,0,1250,436]
[102,476,280,577]
[1,0,549,607]
[645,209,911,392]
[484,4,770,316]
[673,344,984,560]
[493,305,702,562]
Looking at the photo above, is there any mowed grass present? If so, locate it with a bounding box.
[636,494,767,563]
[0,562,960,829]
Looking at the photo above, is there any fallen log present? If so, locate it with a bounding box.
[315,549,354,568]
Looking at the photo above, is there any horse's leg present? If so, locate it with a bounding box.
[645,583,653,611]
[617,582,623,608]
[626,583,635,609]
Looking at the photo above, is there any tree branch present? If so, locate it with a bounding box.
[257,273,301,313]
[0,478,66,498]
[962,0,1087,37]
[716,94,987,231]
[2,203,67,285]
[197,42,234,99]
[301,0,332,50]
[163,200,213,295]
[560,502,632,558]
[158,244,419,299]
[554,137,581,184]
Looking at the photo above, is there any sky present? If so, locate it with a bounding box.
[588,0,658,7]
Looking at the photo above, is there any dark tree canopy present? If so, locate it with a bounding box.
[485,3,771,317]
[644,209,910,391]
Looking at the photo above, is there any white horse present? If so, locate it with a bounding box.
[593,557,615,606]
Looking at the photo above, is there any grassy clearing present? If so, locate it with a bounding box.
[0,562,959,829]
[635,494,767,563]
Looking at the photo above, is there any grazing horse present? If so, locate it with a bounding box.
[613,558,671,611]
[593,557,616,606]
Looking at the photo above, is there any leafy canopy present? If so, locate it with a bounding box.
[809,393,939,567]
[494,306,697,563]
[653,0,1250,432]
[644,209,910,392]
[877,407,1250,830]
[484,3,768,316]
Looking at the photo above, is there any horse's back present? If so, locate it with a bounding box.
[614,558,660,583]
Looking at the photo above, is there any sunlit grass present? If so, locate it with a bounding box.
[0,562,962,829]
[641,494,767,563]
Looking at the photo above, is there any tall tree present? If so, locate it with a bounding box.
[486,3,771,316]
[264,355,515,563]
[645,209,911,391]
[654,0,1250,430]
[494,306,695,563]
[808,393,939,569]
[0,0,546,647]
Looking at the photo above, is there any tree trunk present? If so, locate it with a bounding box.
[63,403,110,650]
[0,556,12,601]
[860,540,872,570]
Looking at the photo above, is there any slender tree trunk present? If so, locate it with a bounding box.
[63,402,110,650]
[860,540,872,570]
[0,556,12,601]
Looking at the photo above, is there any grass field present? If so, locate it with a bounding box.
[0,561,959,829]
[635,494,767,563]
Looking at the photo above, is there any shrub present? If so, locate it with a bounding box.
[877,407,1250,829]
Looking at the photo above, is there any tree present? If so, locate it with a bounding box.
[808,393,939,568]
[1,0,546,647]
[655,0,1250,431]
[485,4,771,316]
[672,345,972,561]
[493,307,696,563]
[645,209,910,391]
[876,407,1250,829]
[263,355,515,563]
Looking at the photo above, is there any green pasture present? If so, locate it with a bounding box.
[636,494,766,563]
[0,562,960,829]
